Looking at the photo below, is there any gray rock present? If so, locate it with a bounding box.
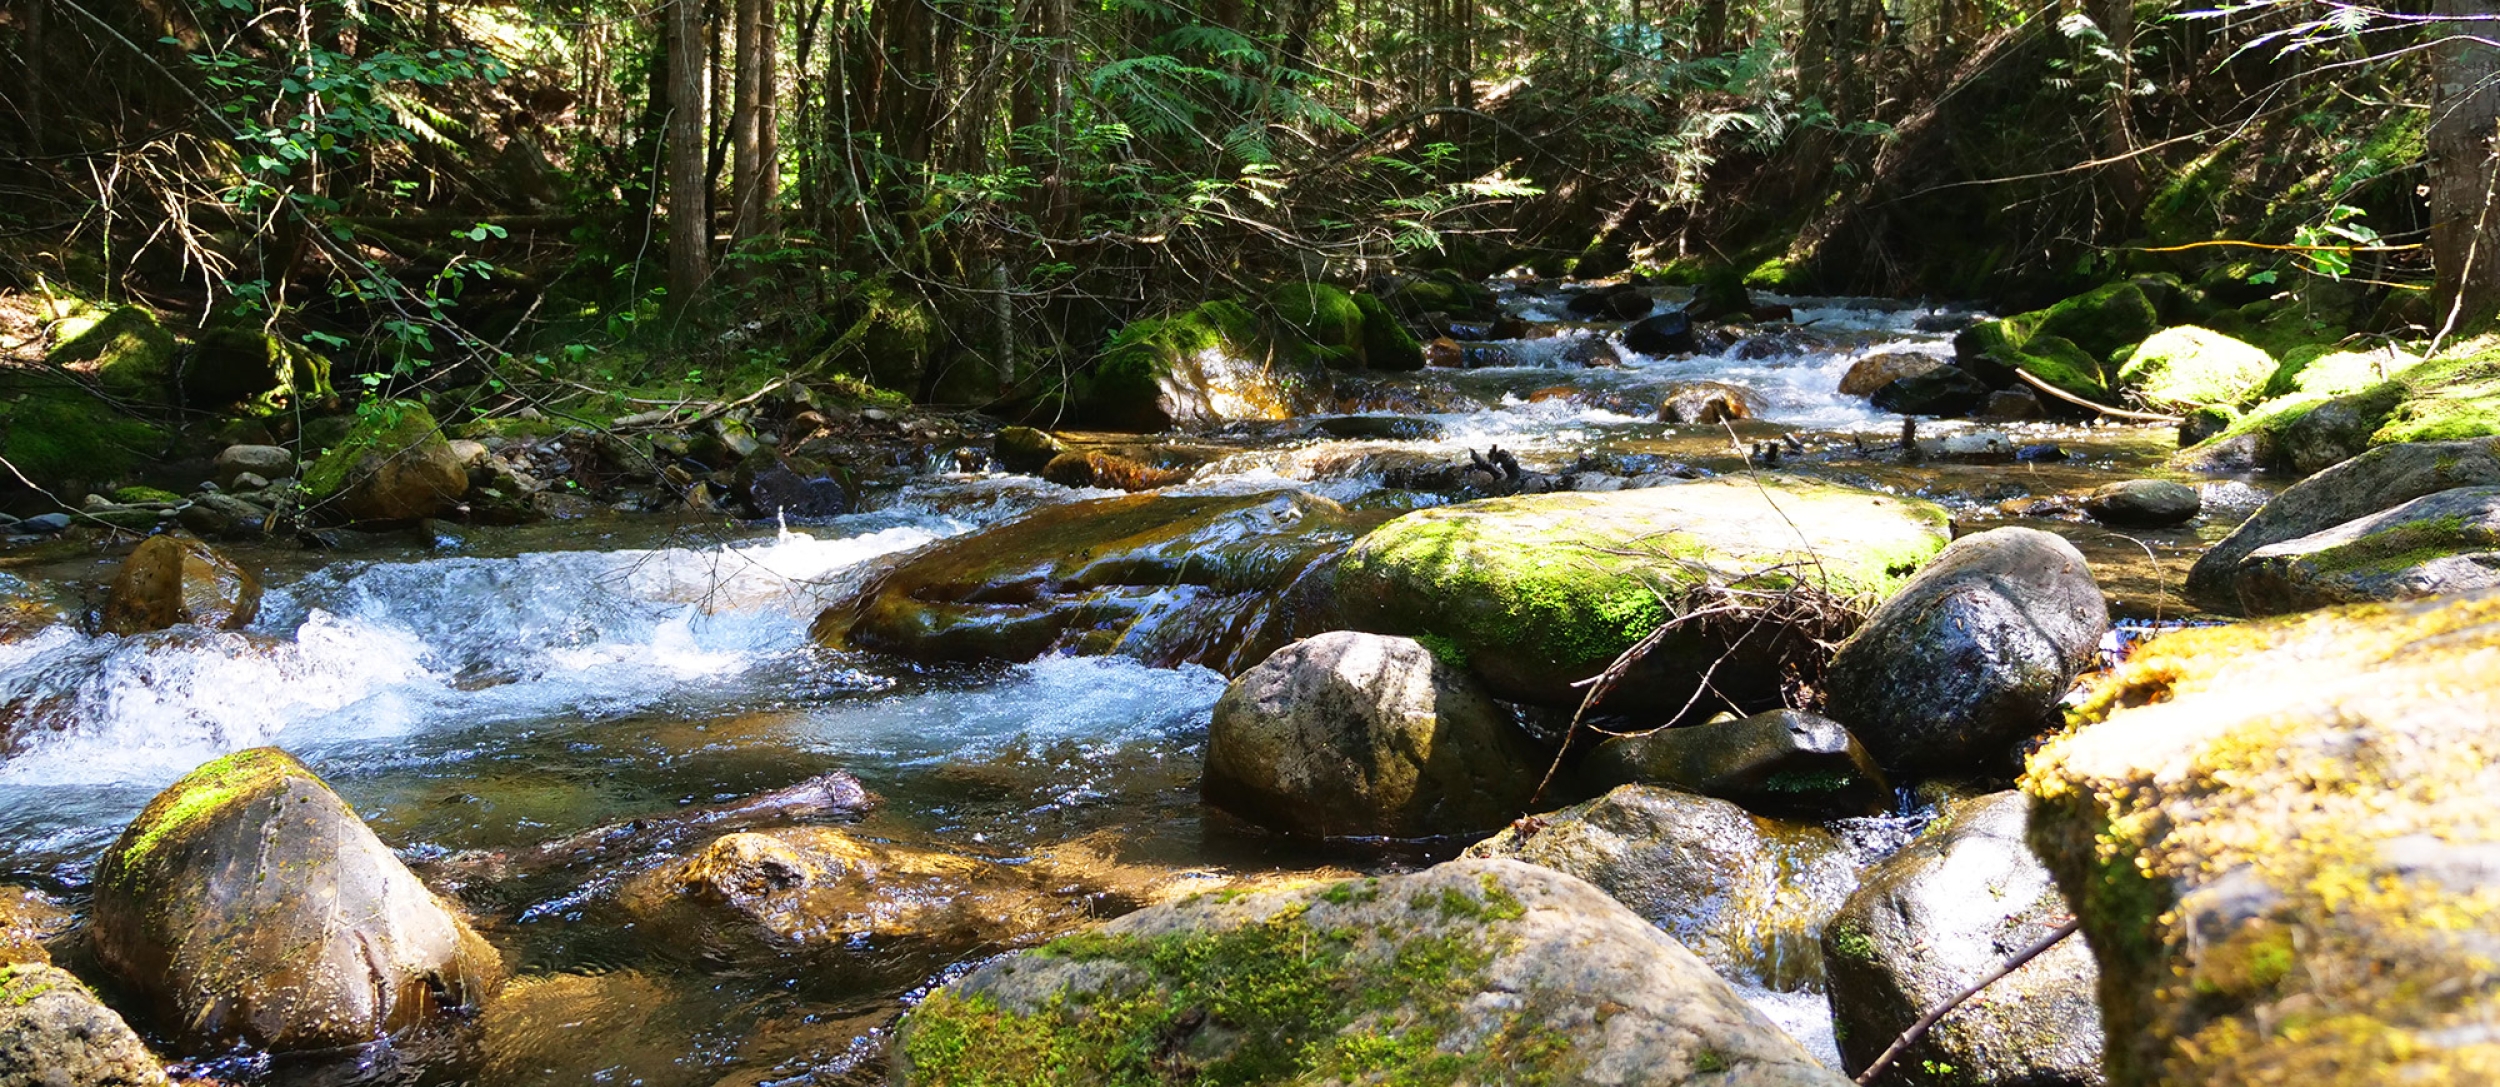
[1463,785,1859,990]
[212,444,295,488]
[0,964,170,1087]
[91,748,501,1052]
[1934,429,2018,463]
[1581,709,1891,818]
[1874,366,1991,417]
[1824,528,2107,774]
[2084,479,2201,527]
[2277,388,2391,475]
[175,493,273,539]
[2231,485,2500,614]
[889,859,1852,1087]
[1824,792,2101,1087]
[2186,439,2500,605]
[1205,632,1544,838]
[1979,388,2044,421]
[15,514,67,534]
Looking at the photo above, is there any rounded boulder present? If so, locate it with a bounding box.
[99,534,260,636]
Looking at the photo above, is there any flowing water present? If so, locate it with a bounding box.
[0,284,2269,1084]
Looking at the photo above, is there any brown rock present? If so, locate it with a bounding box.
[100,535,260,636]
[1839,352,1948,398]
[1658,381,1759,425]
[1040,451,1188,491]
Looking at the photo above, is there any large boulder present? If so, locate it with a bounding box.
[2115,326,2272,412]
[1463,785,1858,990]
[301,401,471,522]
[1840,352,1948,398]
[213,444,296,487]
[1823,528,2106,775]
[49,306,177,403]
[815,490,1387,674]
[1205,631,1544,839]
[1353,290,1427,371]
[2228,485,2500,614]
[90,748,502,1052]
[1824,791,2101,1087]
[181,328,333,409]
[1659,381,1760,424]
[0,965,171,1087]
[625,827,1080,951]
[1324,477,1952,709]
[1956,283,2160,405]
[1581,709,1890,818]
[1076,301,1331,430]
[2184,438,2500,605]
[99,534,260,636]
[1625,310,1697,355]
[990,426,1068,474]
[888,859,1852,1086]
[1268,281,1369,368]
[1872,365,1991,417]
[2025,591,2500,1085]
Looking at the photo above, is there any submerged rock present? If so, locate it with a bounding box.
[301,401,470,522]
[817,490,1384,674]
[1040,450,1189,491]
[629,826,1079,949]
[2083,478,2201,528]
[1824,528,2106,775]
[2186,438,2500,606]
[1825,791,2101,1087]
[90,748,502,1052]
[1581,709,1890,818]
[1463,786,1858,990]
[99,534,260,635]
[2230,485,2500,613]
[2026,591,2500,1085]
[1323,477,1951,709]
[1205,632,1543,839]
[0,964,171,1087]
[888,859,1851,1086]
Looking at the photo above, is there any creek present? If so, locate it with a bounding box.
[0,282,2268,1084]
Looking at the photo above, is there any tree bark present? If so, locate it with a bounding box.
[2088,0,2145,221]
[731,0,765,246]
[2430,0,2500,327]
[667,0,713,309]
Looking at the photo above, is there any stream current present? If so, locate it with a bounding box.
[0,283,2266,1084]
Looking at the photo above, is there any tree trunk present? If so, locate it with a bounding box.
[667,0,713,309]
[2088,0,2144,221]
[731,0,765,247]
[2430,0,2500,327]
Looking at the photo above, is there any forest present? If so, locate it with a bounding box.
[0,0,2498,1083]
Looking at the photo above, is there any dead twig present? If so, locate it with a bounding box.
[1853,918,2082,1085]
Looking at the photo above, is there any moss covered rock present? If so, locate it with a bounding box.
[181,328,333,410]
[815,490,1389,674]
[90,747,502,1052]
[1324,477,1951,708]
[1353,290,1426,371]
[2024,590,2500,1086]
[990,426,1068,474]
[99,534,260,636]
[1464,786,1858,992]
[301,401,470,522]
[49,306,176,402]
[1581,710,1891,819]
[2116,326,2274,412]
[1956,282,2161,404]
[2185,438,2500,605]
[1824,791,2100,1087]
[2228,485,2500,614]
[2177,340,2500,475]
[1079,301,1331,430]
[0,964,171,1087]
[1206,632,1544,839]
[889,859,1851,1087]
[1268,281,1366,369]
[0,387,164,490]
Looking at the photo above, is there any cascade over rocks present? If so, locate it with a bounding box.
[0,965,171,1087]
[99,534,261,635]
[1322,476,1952,708]
[2229,485,2500,613]
[1463,785,1858,990]
[1824,791,2102,1087]
[1581,709,1890,818]
[1824,527,2106,775]
[2026,591,2500,1085]
[2186,438,2500,606]
[90,748,502,1052]
[888,859,1852,1087]
[1204,631,1544,839]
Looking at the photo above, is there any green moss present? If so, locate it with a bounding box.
[2116,326,2275,411]
[1080,300,1274,428]
[301,400,444,502]
[1268,282,1365,369]
[2011,335,2117,403]
[1413,633,1469,670]
[1353,291,1424,371]
[110,748,298,882]
[2372,347,2500,445]
[110,485,183,504]
[1829,918,1876,963]
[48,306,176,402]
[1743,258,1804,292]
[0,387,164,486]
[2033,282,2161,362]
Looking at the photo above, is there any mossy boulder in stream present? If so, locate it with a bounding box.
[2185,438,2500,607]
[1352,289,1426,371]
[2228,485,2500,613]
[89,747,502,1052]
[48,305,177,402]
[0,964,171,1087]
[2175,339,2500,475]
[1463,785,1859,992]
[1267,281,1366,369]
[2024,590,2500,1085]
[1323,477,1951,709]
[2115,325,2273,412]
[301,401,471,522]
[1824,791,2101,1087]
[99,534,260,635]
[1206,631,1545,839]
[815,490,1388,674]
[1956,282,2160,405]
[1076,301,1331,430]
[890,859,1852,1087]
[182,327,333,410]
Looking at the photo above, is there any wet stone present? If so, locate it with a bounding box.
[2084,479,2201,528]
[1581,709,1891,818]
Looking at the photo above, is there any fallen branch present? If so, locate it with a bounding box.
[1853,917,2082,1085]
[2012,370,2182,424]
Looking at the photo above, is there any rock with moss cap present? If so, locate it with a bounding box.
[1463,786,1858,991]
[1581,710,1890,818]
[1956,283,2160,405]
[1268,280,1368,369]
[0,964,171,1087]
[90,747,502,1052]
[1321,477,1951,709]
[989,426,1068,474]
[48,306,177,403]
[889,858,1852,1087]
[1206,631,1544,839]
[1076,300,1331,430]
[182,327,333,409]
[1352,290,1426,370]
[2024,590,2500,1085]
[2227,485,2500,614]
[99,534,260,636]
[2185,438,2500,606]
[1823,791,2101,1087]
[1823,527,2106,775]
[301,401,471,522]
[2115,326,2273,412]
[816,490,1390,674]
